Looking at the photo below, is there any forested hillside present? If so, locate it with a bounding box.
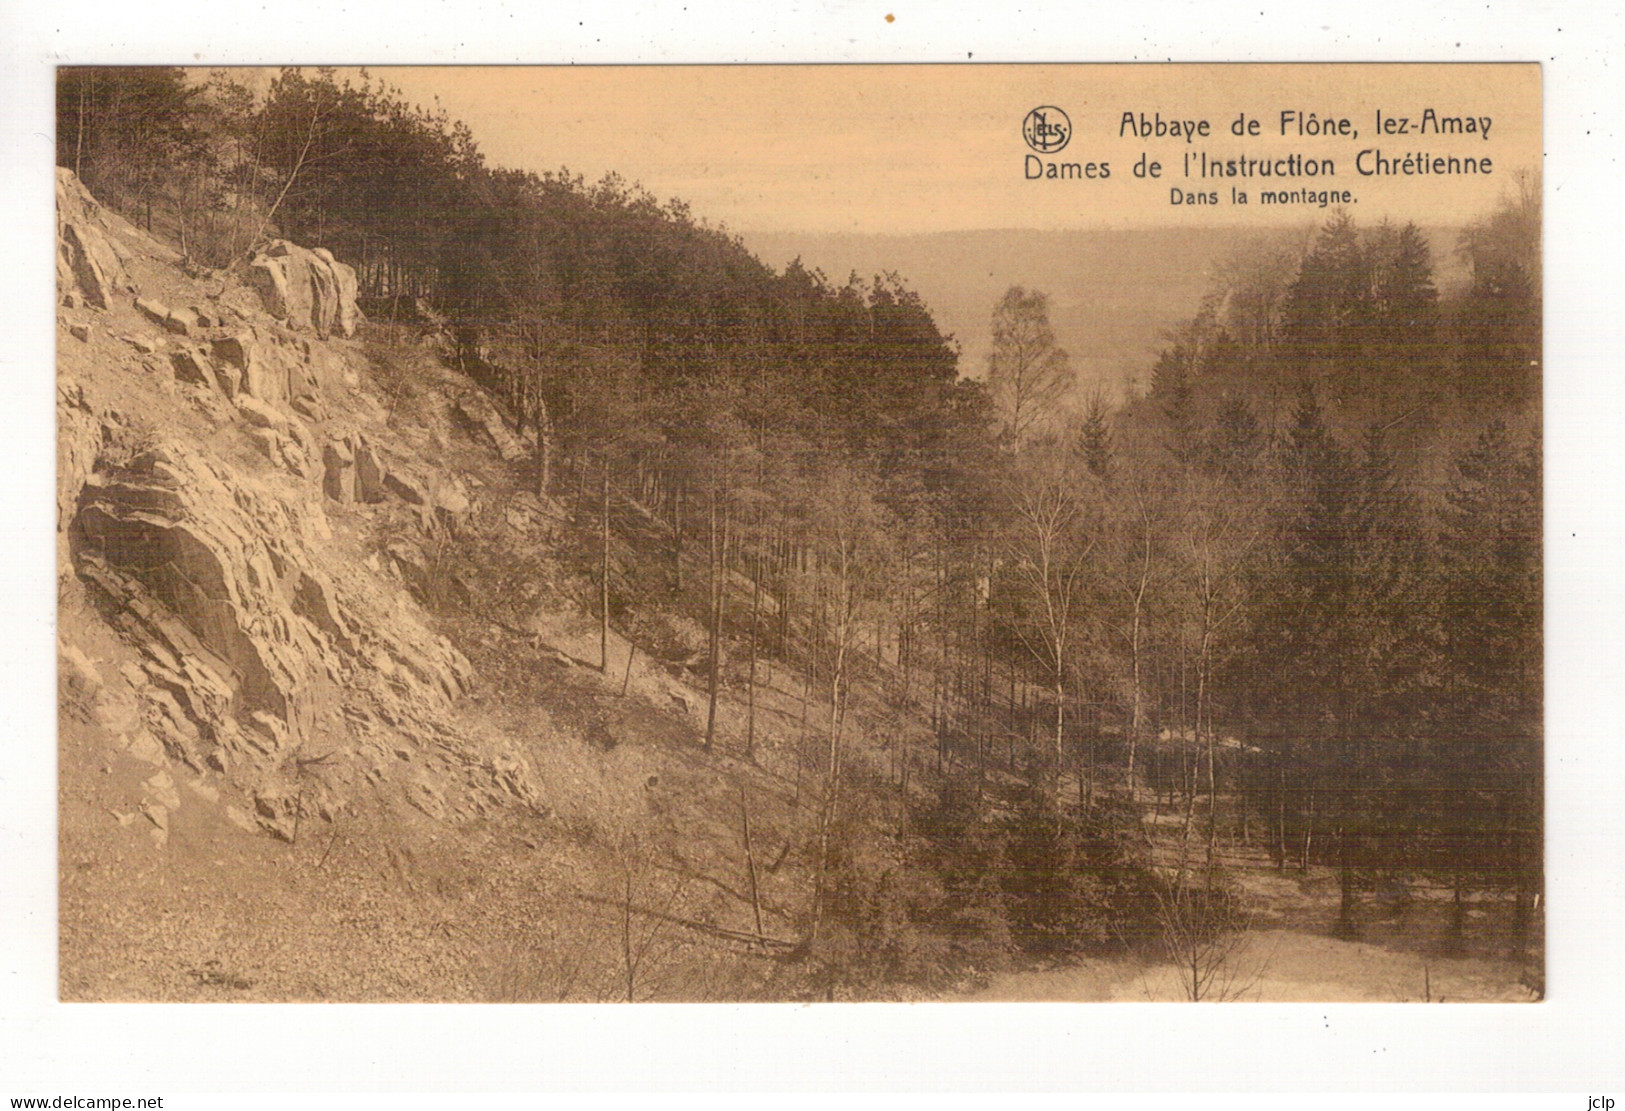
[57,67,1541,1000]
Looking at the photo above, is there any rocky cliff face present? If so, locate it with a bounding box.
[56,170,539,842]
[247,240,362,339]
[55,167,154,310]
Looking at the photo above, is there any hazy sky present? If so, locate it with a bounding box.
[238,63,1538,395]
[349,64,1541,234]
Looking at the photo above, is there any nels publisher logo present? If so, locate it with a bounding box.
[1022,106,1071,154]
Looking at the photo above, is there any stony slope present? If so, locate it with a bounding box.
[57,168,538,843]
[56,170,844,1001]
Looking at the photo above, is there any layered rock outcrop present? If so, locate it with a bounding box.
[70,441,513,832]
[453,391,532,464]
[58,170,537,839]
[57,382,103,575]
[55,168,155,310]
[247,240,361,338]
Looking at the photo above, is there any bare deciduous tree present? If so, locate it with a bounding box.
[1001,444,1098,789]
[986,286,1075,450]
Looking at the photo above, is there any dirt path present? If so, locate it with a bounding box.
[958,928,1539,1002]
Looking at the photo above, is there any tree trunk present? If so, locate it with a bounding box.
[74,82,86,180]
[600,460,611,673]
[1300,789,1314,873]
[745,513,762,760]
[533,393,552,497]
[1053,672,1066,797]
[572,451,589,523]
[900,547,914,697]
[1198,629,1218,871]
[828,620,847,780]
[1337,823,1358,938]
[1449,875,1467,955]
[672,484,684,594]
[741,786,764,946]
[704,488,722,750]
[1152,746,1164,825]
[1240,772,1251,846]
[1126,522,1151,799]
[1127,610,1142,800]
[1276,755,1288,872]
[622,867,635,1003]
[1177,740,1199,887]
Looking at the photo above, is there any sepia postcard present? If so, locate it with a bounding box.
[55,62,1542,1005]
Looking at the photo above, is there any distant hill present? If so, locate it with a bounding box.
[740,225,1471,406]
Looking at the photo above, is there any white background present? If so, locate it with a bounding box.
[2,0,1621,1097]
